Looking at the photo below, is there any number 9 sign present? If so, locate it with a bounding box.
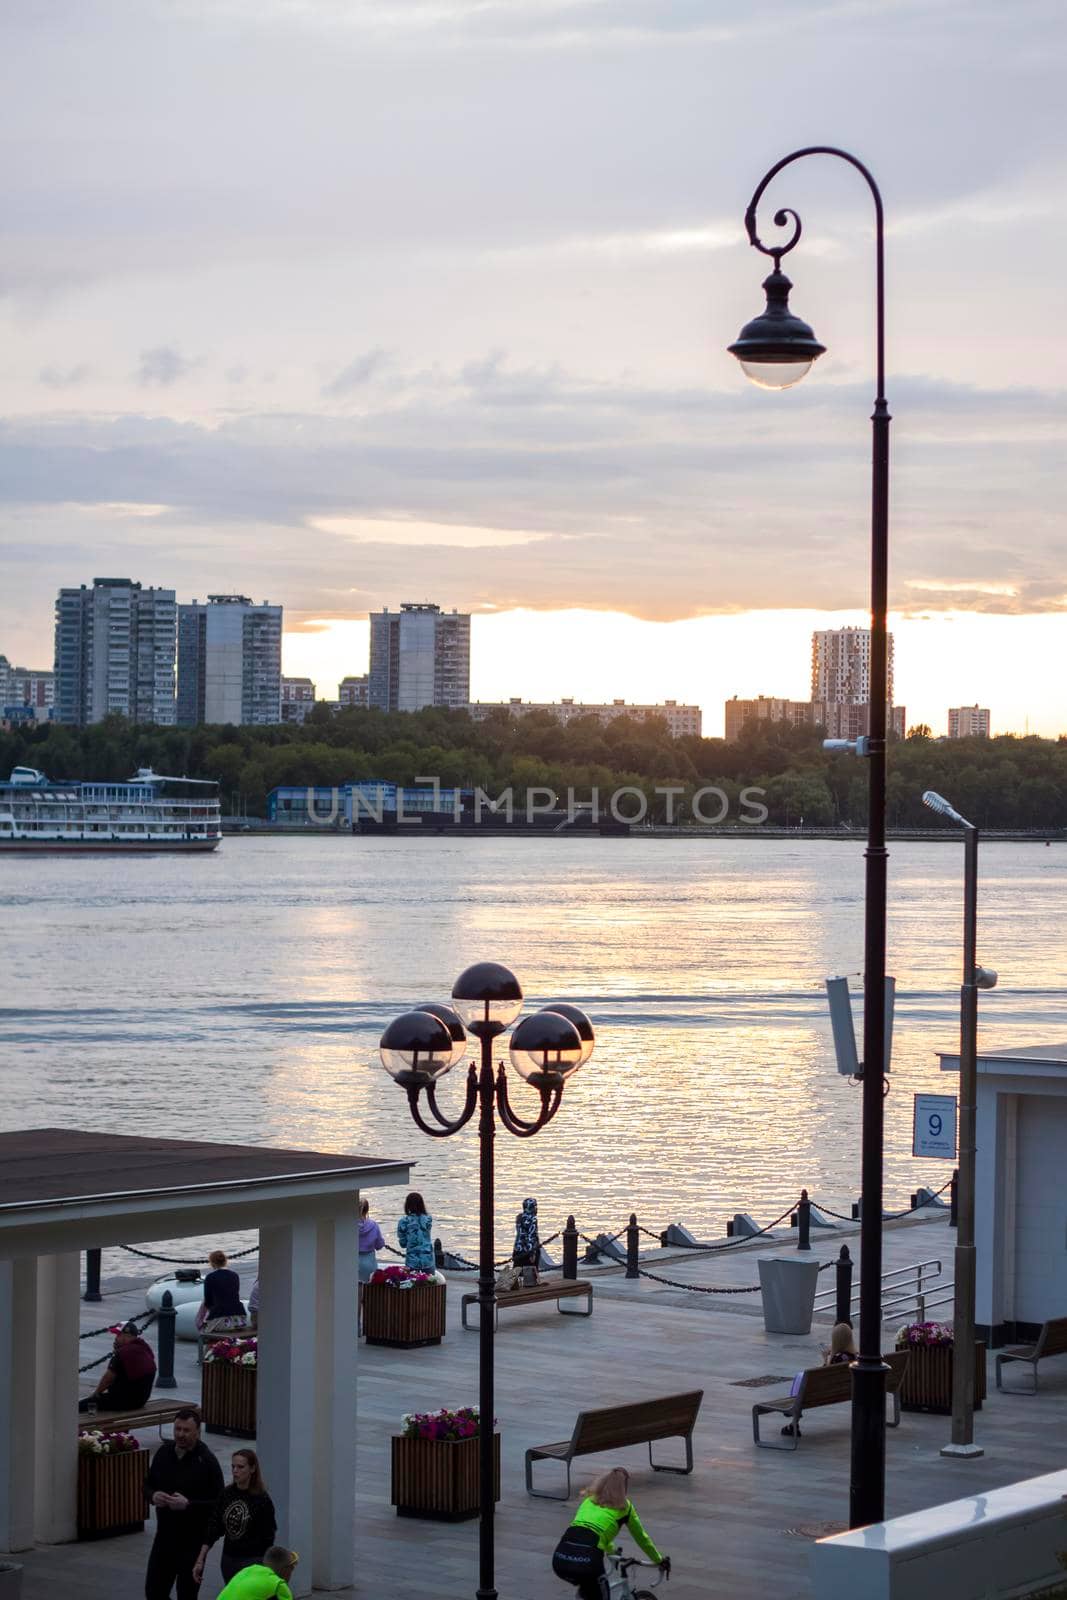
[913,1094,957,1159]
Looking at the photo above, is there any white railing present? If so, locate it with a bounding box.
[814,1257,948,1326]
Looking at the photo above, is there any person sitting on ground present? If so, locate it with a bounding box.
[359,1197,386,1283]
[216,1544,298,1600]
[824,1321,858,1365]
[199,1249,247,1333]
[79,1320,157,1412]
[192,1449,277,1587]
[552,1467,668,1599]
[397,1192,435,1273]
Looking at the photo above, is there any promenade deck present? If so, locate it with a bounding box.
[23,1212,1067,1599]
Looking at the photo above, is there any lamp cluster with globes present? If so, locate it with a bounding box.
[379,962,594,1600]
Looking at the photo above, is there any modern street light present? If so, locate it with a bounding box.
[728,146,892,1529]
[380,962,592,1600]
[922,789,998,1459]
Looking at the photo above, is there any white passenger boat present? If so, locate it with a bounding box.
[0,766,222,852]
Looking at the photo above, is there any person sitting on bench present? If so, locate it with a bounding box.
[79,1320,157,1412]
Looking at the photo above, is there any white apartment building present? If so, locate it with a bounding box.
[948,705,991,738]
[281,676,317,724]
[177,595,282,726]
[0,657,54,717]
[368,603,471,711]
[54,578,177,726]
[811,625,896,708]
[467,697,702,739]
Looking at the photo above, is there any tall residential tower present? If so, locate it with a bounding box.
[53,578,177,726]
[177,595,282,726]
[368,603,470,712]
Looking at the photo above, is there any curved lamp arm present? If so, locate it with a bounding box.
[405,1064,479,1138]
[494,1064,562,1137]
[742,145,885,402]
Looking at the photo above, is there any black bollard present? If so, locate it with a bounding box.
[562,1216,578,1281]
[725,1219,734,1238]
[83,1248,102,1303]
[156,1291,177,1390]
[433,1236,445,1268]
[835,1245,853,1326]
[625,1214,639,1280]
[851,1199,860,1220]
[797,1190,811,1251]
[949,1168,959,1229]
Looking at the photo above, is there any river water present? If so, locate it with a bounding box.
[2,836,1064,1264]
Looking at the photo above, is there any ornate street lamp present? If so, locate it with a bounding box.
[728,146,891,1529]
[922,790,998,1460]
[381,963,592,1600]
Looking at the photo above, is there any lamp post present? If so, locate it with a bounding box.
[728,147,891,1529]
[922,790,997,1459]
[380,963,593,1600]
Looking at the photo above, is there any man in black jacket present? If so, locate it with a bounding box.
[144,1408,224,1599]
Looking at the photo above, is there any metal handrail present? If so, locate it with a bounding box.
[814,1257,944,1313]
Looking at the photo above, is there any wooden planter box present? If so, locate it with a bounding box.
[391,1433,500,1521]
[77,1445,149,1540]
[363,1282,446,1348]
[202,1359,257,1438]
[899,1341,987,1414]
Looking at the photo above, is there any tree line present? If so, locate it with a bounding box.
[3,709,1065,830]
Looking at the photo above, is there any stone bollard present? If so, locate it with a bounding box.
[83,1248,102,1303]
[797,1190,812,1252]
[835,1244,853,1326]
[562,1216,578,1280]
[156,1291,177,1390]
[625,1214,639,1280]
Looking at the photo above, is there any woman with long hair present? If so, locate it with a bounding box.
[397,1191,435,1273]
[359,1197,386,1283]
[824,1321,858,1365]
[193,1448,278,1586]
[552,1466,668,1598]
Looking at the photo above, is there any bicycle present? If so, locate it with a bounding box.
[602,1550,670,1599]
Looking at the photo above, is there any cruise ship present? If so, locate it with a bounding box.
[0,767,222,852]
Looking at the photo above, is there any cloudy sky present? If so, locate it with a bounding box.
[2,0,1065,733]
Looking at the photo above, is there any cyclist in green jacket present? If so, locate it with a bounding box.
[552,1468,669,1597]
[216,1545,297,1600]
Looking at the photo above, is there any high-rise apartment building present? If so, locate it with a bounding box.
[368,603,470,712]
[54,578,177,726]
[811,625,895,707]
[177,595,282,726]
[948,705,991,739]
[338,675,369,708]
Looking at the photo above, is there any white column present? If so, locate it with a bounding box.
[34,1251,80,1543]
[0,1257,39,1551]
[313,1209,358,1591]
[257,1222,317,1596]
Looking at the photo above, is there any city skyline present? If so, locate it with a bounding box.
[1,2,1064,740]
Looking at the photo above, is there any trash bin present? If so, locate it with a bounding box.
[758,1255,821,1335]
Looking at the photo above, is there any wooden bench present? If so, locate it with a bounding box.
[525,1390,703,1500]
[752,1351,910,1450]
[76,1399,192,1437]
[461,1279,592,1331]
[995,1316,1067,1391]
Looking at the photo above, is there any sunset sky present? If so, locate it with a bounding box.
[2,0,1065,736]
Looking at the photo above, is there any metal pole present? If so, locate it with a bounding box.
[156,1291,177,1389]
[797,1190,811,1252]
[562,1216,578,1281]
[942,826,983,1457]
[850,190,891,1524]
[626,1215,640,1279]
[476,1032,497,1600]
[83,1248,102,1303]
[836,1245,853,1325]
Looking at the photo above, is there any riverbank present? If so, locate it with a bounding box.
[221,819,1066,842]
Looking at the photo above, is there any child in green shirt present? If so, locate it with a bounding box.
[216,1545,297,1600]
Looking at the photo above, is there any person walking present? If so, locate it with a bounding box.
[552,1467,668,1599]
[79,1320,156,1412]
[144,1407,224,1600]
[397,1192,434,1273]
[191,1449,277,1588]
[359,1198,386,1283]
[199,1250,247,1333]
[215,1546,298,1600]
